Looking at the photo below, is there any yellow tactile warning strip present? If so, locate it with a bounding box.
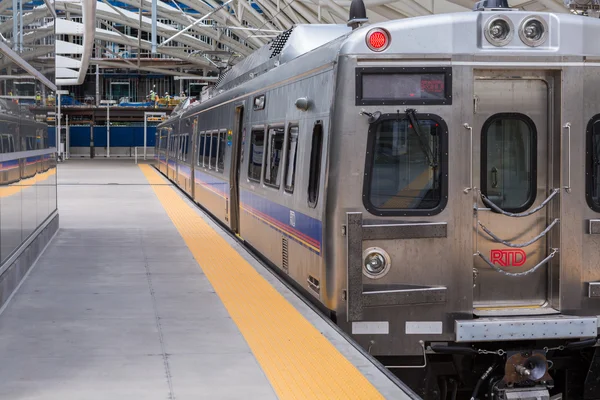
[139,164,386,400]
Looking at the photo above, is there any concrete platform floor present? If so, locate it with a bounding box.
[0,160,411,400]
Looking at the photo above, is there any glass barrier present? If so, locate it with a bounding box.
[0,1,57,264]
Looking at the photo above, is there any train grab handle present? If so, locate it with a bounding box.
[563,122,572,193]
[463,123,473,194]
[480,188,560,218]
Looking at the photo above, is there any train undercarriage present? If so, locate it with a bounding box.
[387,341,600,400]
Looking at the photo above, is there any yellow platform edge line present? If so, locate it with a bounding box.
[139,164,385,400]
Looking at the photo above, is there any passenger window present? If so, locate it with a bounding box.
[179,136,183,160]
[264,127,284,188]
[248,129,264,182]
[186,134,190,161]
[482,114,536,212]
[0,135,6,153]
[365,116,447,215]
[217,131,226,172]
[210,133,218,169]
[587,117,600,211]
[308,122,323,208]
[203,133,211,167]
[198,134,204,166]
[284,125,299,193]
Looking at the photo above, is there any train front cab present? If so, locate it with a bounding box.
[328,12,600,399]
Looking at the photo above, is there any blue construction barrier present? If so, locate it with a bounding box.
[48,125,156,149]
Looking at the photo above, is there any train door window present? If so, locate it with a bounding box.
[248,128,264,182]
[586,116,600,211]
[264,126,285,188]
[184,134,189,162]
[0,135,7,153]
[217,131,226,172]
[179,135,184,161]
[308,122,323,208]
[364,114,448,216]
[198,133,205,166]
[210,132,218,169]
[203,132,211,167]
[9,135,14,152]
[284,125,299,193]
[482,114,536,213]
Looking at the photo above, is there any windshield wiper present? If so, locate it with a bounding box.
[405,108,437,168]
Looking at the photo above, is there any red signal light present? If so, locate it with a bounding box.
[369,32,386,49]
[365,28,390,52]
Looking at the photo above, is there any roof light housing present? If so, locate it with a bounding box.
[519,17,548,47]
[484,15,514,47]
[366,28,390,52]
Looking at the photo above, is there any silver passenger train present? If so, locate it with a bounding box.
[155,1,600,398]
[0,99,51,183]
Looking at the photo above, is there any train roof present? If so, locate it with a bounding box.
[159,10,600,126]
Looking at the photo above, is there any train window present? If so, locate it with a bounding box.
[183,134,189,162]
[217,131,226,172]
[210,133,218,169]
[586,116,600,211]
[248,129,264,182]
[204,133,212,167]
[179,135,183,160]
[363,114,448,216]
[264,127,284,188]
[284,125,299,193]
[0,135,8,153]
[198,133,205,166]
[308,122,323,208]
[482,114,536,213]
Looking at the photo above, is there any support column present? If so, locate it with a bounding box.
[18,0,23,52]
[106,105,110,158]
[96,42,100,106]
[65,115,69,159]
[12,0,17,51]
[57,92,61,159]
[90,112,95,158]
[151,0,157,55]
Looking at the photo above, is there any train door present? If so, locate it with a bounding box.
[229,105,244,234]
[472,75,555,311]
[191,118,198,199]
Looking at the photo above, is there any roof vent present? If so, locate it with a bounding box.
[269,27,295,58]
[473,0,510,10]
[215,68,229,87]
[348,0,368,30]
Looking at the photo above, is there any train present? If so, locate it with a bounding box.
[155,1,600,398]
[0,98,51,185]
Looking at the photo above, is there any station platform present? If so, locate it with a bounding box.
[0,160,416,400]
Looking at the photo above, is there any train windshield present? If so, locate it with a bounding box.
[367,118,442,211]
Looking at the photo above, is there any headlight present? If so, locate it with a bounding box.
[519,17,548,47]
[362,247,391,279]
[484,16,514,47]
